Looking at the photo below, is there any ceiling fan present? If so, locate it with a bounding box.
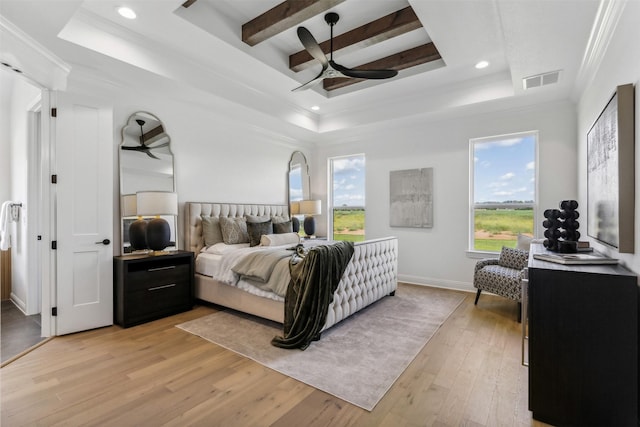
[121,119,169,159]
[292,12,398,91]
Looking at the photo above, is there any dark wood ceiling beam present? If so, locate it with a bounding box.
[289,6,422,72]
[322,42,441,91]
[242,0,345,46]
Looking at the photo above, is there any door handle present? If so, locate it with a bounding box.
[95,239,111,245]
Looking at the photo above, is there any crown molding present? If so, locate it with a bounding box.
[572,0,626,99]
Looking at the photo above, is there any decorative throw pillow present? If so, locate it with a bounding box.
[246,214,270,223]
[498,246,528,270]
[219,216,249,244]
[273,220,293,234]
[201,216,223,246]
[247,220,272,247]
[271,215,290,224]
[516,233,533,251]
[260,232,300,247]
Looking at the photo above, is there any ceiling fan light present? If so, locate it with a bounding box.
[475,60,489,69]
[117,7,137,20]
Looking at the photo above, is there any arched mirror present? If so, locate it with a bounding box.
[119,111,177,254]
[288,151,310,203]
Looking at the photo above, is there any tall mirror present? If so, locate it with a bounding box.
[288,151,310,203]
[119,112,177,254]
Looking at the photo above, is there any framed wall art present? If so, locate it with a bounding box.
[390,168,433,228]
[587,83,635,253]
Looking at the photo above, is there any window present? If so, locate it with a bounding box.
[329,154,366,242]
[470,132,537,252]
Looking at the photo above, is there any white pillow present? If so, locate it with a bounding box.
[516,233,533,251]
[201,242,250,255]
[260,232,300,247]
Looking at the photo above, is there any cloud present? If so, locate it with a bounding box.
[500,172,515,180]
[332,157,365,173]
[526,161,535,170]
[474,137,524,150]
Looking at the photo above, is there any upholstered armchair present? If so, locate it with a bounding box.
[473,247,529,322]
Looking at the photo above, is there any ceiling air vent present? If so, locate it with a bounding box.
[523,70,561,90]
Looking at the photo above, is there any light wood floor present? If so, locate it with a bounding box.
[1,285,550,427]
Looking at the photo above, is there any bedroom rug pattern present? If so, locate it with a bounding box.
[176,284,465,411]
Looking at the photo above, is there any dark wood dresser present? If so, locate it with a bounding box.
[527,243,638,426]
[114,250,194,328]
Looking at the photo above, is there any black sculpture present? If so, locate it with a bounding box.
[543,200,580,253]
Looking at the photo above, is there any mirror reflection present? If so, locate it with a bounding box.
[289,151,309,203]
[120,112,177,254]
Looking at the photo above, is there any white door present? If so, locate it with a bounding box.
[54,92,113,335]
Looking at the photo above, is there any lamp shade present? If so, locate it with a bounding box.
[299,200,321,216]
[290,201,300,215]
[136,191,178,216]
[122,194,137,217]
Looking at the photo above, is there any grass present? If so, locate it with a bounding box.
[474,208,534,251]
[333,208,365,242]
[328,207,532,251]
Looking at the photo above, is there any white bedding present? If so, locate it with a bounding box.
[195,244,296,301]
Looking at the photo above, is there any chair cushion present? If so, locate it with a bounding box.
[475,265,522,302]
[498,246,528,270]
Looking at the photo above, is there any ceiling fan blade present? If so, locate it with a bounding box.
[297,27,328,68]
[330,60,398,79]
[146,151,160,160]
[292,75,324,92]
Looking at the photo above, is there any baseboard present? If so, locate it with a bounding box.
[398,274,475,293]
[9,292,27,314]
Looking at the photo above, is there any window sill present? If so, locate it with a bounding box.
[466,250,499,259]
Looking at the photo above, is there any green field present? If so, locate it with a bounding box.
[333,209,365,242]
[474,208,534,251]
[329,207,532,250]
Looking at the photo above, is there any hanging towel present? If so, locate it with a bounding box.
[1,201,13,251]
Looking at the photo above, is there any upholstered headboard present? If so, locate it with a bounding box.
[185,202,288,254]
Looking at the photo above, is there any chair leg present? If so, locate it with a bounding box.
[474,289,481,305]
[517,302,522,323]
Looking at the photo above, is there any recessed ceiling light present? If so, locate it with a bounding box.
[311,106,320,111]
[117,7,136,19]
[475,60,489,69]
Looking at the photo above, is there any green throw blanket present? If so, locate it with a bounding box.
[271,241,354,350]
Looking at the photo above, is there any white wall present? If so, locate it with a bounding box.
[64,72,314,255]
[577,1,640,273]
[6,74,40,311]
[313,100,577,291]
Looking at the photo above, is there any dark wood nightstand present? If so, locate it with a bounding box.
[114,250,194,328]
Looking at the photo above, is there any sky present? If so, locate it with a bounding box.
[332,155,365,207]
[473,134,536,203]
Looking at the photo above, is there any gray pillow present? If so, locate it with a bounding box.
[271,215,290,224]
[219,216,249,244]
[273,220,293,234]
[247,220,272,247]
[245,214,270,223]
[201,216,223,246]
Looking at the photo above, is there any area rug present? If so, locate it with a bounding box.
[176,284,465,411]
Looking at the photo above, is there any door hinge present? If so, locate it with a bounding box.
[51,240,57,250]
[52,307,58,316]
[51,108,57,117]
[51,174,57,184]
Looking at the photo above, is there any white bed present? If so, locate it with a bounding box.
[185,202,398,332]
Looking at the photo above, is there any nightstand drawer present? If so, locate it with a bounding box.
[126,263,190,292]
[127,281,191,319]
[114,251,195,328]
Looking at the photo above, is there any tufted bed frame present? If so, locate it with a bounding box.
[185,202,398,331]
